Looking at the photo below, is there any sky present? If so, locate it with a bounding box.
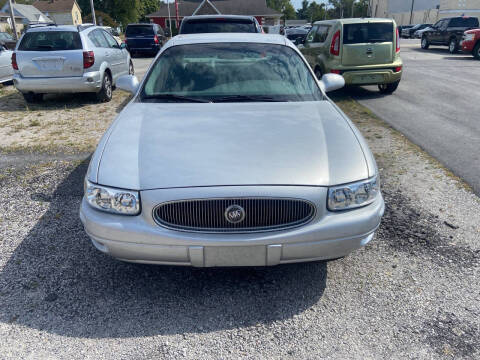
[291,0,330,10]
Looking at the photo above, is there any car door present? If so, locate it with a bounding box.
[303,25,331,75]
[438,19,451,44]
[0,45,13,82]
[430,20,444,43]
[101,29,127,78]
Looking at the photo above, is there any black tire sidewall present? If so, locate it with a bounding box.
[97,73,112,102]
[421,37,429,49]
[449,39,457,53]
[473,42,480,60]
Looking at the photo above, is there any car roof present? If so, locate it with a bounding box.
[126,23,155,27]
[313,17,395,25]
[168,33,287,47]
[183,15,256,21]
[26,24,79,32]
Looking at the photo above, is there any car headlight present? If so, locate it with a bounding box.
[464,33,475,41]
[85,180,140,215]
[328,176,380,211]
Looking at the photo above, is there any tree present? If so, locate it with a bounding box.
[84,10,118,28]
[297,1,325,22]
[267,0,297,20]
[77,0,142,26]
[139,0,160,22]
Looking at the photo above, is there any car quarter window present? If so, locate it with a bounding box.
[314,25,330,43]
[102,30,119,47]
[89,29,109,48]
[305,25,319,43]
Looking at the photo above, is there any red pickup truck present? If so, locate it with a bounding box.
[461,28,480,59]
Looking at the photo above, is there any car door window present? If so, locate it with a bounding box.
[89,29,109,48]
[439,20,448,30]
[314,25,330,43]
[102,30,119,48]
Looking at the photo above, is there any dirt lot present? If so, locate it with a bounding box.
[0,89,479,359]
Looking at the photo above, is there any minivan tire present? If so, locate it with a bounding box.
[23,93,43,103]
[421,36,430,49]
[315,68,323,80]
[378,80,400,94]
[473,42,480,60]
[129,60,135,75]
[96,72,113,102]
[449,38,458,53]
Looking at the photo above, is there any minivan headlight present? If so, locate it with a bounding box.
[85,180,140,215]
[328,176,379,211]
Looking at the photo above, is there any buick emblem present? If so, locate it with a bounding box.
[225,205,245,224]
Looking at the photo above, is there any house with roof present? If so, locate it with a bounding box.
[0,1,52,25]
[32,0,82,25]
[0,11,24,33]
[147,0,282,30]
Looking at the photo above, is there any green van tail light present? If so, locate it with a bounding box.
[330,30,341,56]
[396,28,400,53]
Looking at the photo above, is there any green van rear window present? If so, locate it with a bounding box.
[343,23,394,44]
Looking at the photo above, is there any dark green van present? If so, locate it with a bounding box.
[299,18,403,94]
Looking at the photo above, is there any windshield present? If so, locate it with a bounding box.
[18,31,82,51]
[181,19,257,34]
[343,23,394,44]
[126,25,154,37]
[0,32,13,41]
[141,43,323,103]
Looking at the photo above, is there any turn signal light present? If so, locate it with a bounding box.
[11,52,18,70]
[394,66,402,72]
[154,35,159,44]
[396,28,400,53]
[83,51,95,69]
[330,30,341,56]
[330,69,342,74]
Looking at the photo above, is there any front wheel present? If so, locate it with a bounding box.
[421,36,430,49]
[128,60,135,75]
[96,73,113,102]
[449,38,458,54]
[378,80,400,94]
[473,42,480,60]
[315,68,323,80]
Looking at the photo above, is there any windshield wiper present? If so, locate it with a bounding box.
[142,94,212,103]
[212,95,287,103]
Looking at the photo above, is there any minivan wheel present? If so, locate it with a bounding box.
[315,68,323,80]
[473,42,480,60]
[449,38,458,54]
[23,93,43,103]
[421,36,429,49]
[129,60,135,75]
[378,80,400,94]
[96,73,113,102]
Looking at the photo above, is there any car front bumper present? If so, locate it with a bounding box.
[79,186,385,267]
[13,71,102,94]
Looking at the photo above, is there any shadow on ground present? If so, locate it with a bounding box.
[0,160,327,338]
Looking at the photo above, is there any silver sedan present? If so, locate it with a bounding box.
[0,45,13,84]
[80,33,384,267]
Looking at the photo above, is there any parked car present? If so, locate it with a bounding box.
[125,23,166,56]
[401,23,431,38]
[285,27,309,44]
[0,32,17,50]
[178,15,262,34]
[461,28,480,59]
[421,16,479,53]
[12,24,134,103]
[101,26,122,45]
[0,44,13,83]
[299,18,403,94]
[80,33,384,267]
[398,25,414,37]
[414,26,432,39]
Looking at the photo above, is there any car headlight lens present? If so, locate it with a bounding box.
[464,33,475,41]
[85,180,140,215]
[328,176,380,211]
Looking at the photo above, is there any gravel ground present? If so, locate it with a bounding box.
[0,96,479,359]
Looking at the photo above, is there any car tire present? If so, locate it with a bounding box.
[129,60,135,75]
[96,72,113,102]
[315,68,323,80]
[23,93,43,103]
[449,38,458,54]
[473,42,480,60]
[421,36,430,49]
[378,80,400,94]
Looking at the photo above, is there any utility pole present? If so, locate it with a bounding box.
[7,0,17,40]
[351,0,355,18]
[90,0,96,25]
[409,0,415,25]
[167,0,172,37]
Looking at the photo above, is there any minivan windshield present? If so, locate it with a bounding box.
[141,43,323,103]
[181,19,257,34]
[343,23,394,44]
[126,25,154,37]
[18,31,82,51]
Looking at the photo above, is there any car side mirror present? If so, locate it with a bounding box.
[319,73,345,93]
[120,43,127,49]
[116,75,139,95]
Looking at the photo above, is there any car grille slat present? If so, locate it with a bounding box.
[153,198,315,233]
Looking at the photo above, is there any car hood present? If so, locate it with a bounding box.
[96,101,369,190]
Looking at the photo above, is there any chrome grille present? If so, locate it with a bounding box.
[153,198,316,233]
